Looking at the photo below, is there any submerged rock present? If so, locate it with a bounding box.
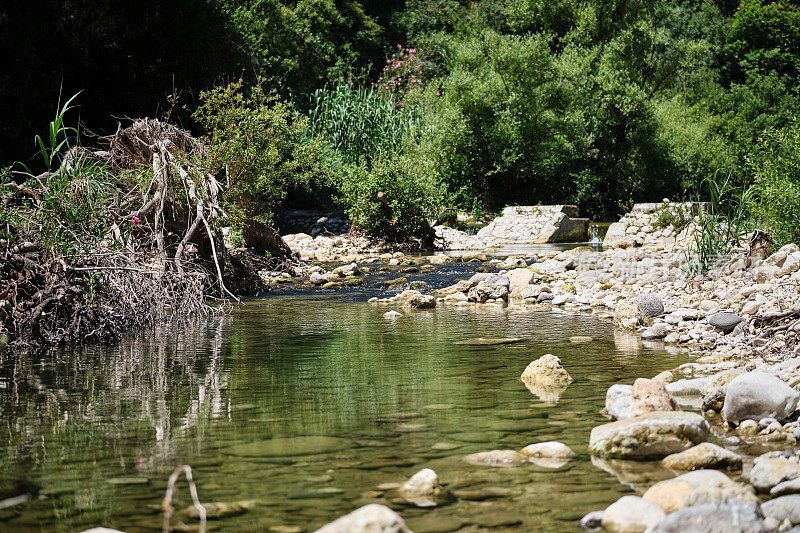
[314,504,412,533]
[454,337,522,345]
[452,487,512,501]
[722,371,799,423]
[463,450,528,467]
[601,495,665,533]
[588,411,709,459]
[184,501,250,519]
[225,436,350,457]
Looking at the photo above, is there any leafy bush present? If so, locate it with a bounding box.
[746,116,800,246]
[194,80,332,244]
[336,151,442,244]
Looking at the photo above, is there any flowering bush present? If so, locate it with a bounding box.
[376,45,427,105]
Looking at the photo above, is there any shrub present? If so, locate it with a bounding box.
[746,116,800,246]
[376,46,427,105]
[336,151,442,244]
[193,80,332,244]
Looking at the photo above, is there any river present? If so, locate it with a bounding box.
[0,263,690,532]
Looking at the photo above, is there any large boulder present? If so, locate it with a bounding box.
[605,384,634,420]
[647,499,774,533]
[661,443,742,471]
[535,212,589,244]
[520,354,572,388]
[601,495,665,533]
[588,411,709,460]
[632,378,680,417]
[314,504,412,533]
[722,371,799,423]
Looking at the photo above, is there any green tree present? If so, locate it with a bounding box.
[218,0,383,95]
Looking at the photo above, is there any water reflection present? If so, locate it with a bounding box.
[1,295,690,532]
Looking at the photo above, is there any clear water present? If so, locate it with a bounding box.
[0,292,690,532]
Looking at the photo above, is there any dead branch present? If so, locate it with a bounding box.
[162,465,206,533]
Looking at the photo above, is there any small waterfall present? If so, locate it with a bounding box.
[589,224,602,246]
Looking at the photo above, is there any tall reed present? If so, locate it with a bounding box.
[684,171,754,276]
[306,83,423,168]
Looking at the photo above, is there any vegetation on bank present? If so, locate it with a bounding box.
[2,0,800,274]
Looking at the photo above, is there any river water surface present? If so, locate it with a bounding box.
[0,271,690,532]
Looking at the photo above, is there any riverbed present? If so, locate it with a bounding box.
[0,269,691,532]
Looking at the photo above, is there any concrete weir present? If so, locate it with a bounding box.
[476,205,589,245]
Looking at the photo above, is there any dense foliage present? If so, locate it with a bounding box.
[3,0,800,238]
[193,81,332,244]
[746,116,800,246]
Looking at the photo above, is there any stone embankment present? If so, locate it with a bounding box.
[602,202,706,248]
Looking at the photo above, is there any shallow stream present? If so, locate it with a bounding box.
[0,266,691,532]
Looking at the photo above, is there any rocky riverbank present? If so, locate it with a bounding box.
[304,204,800,532]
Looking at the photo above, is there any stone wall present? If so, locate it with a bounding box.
[476,205,590,245]
[603,202,706,249]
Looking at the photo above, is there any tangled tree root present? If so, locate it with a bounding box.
[0,242,212,348]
